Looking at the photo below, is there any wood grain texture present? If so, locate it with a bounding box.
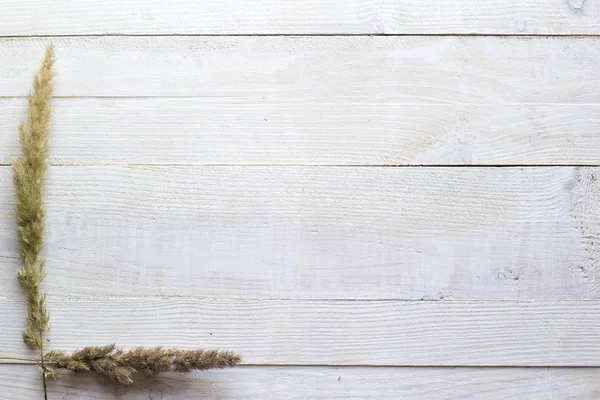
[3,297,600,366]
[1,3,598,398]
[0,37,598,101]
[0,0,599,35]
[2,37,598,165]
[2,98,600,165]
[3,365,600,399]
[0,166,598,300]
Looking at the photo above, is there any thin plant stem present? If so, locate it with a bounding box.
[0,356,40,363]
[40,337,48,400]
[13,44,55,400]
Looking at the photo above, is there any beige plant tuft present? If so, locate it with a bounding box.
[13,44,55,351]
[45,345,242,384]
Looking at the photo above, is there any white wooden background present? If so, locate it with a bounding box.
[1,2,600,399]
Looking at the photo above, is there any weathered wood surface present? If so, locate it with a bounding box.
[1,99,600,166]
[2,297,600,366]
[1,166,598,300]
[0,37,598,100]
[3,365,600,400]
[1,36,598,166]
[0,0,598,35]
[2,6,600,399]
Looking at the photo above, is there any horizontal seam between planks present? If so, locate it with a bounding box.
[1,362,600,369]
[2,362,600,368]
[35,294,600,303]
[0,163,596,168]
[238,364,600,368]
[0,34,599,38]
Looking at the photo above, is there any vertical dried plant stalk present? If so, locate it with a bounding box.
[13,44,54,349]
[13,45,55,399]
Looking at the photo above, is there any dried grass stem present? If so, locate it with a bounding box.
[45,345,241,384]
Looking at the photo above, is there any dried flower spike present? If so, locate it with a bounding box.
[45,345,242,384]
[13,44,55,350]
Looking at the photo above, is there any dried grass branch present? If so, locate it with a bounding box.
[45,345,241,384]
[13,45,55,350]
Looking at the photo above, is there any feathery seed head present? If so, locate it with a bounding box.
[14,45,55,350]
[45,345,242,384]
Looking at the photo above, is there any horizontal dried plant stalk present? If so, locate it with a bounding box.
[45,344,241,384]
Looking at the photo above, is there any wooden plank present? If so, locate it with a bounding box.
[2,297,600,366]
[0,37,599,101]
[2,365,600,399]
[0,0,599,35]
[2,98,600,165]
[0,166,597,300]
